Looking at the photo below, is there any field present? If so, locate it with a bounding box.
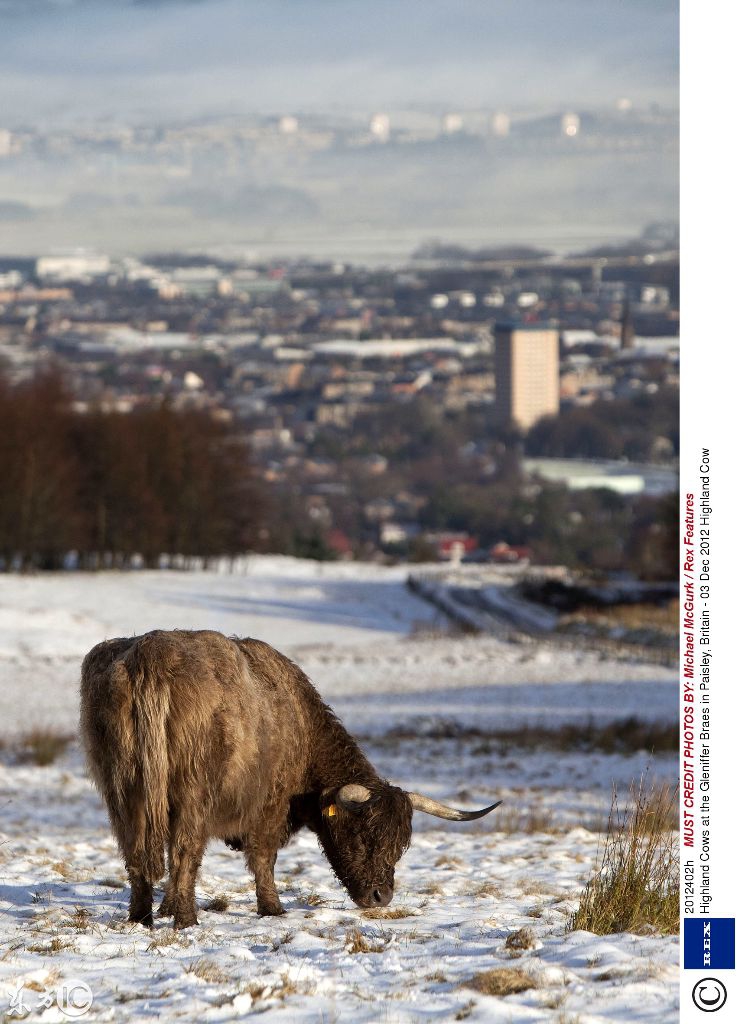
[0,558,679,1022]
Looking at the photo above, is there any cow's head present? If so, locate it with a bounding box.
[315,782,501,908]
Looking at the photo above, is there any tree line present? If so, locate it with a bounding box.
[0,371,264,570]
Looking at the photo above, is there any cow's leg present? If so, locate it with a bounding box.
[167,814,207,929]
[157,876,173,918]
[248,836,285,916]
[156,809,176,918]
[127,866,154,927]
[110,804,155,927]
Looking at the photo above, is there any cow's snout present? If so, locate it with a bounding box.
[373,886,393,907]
[371,885,393,907]
[353,884,394,909]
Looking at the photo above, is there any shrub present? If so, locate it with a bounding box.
[570,779,679,935]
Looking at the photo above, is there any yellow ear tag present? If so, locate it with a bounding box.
[325,804,338,817]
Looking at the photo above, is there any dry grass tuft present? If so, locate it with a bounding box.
[495,806,558,835]
[380,716,677,755]
[541,990,568,1009]
[345,927,387,954]
[555,1013,581,1024]
[277,970,312,998]
[65,906,93,932]
[467,967,538,996]
[361,906,414,920]
[570,779,679,936]
[303,892,328,907]
[50,861,75,880]
[16,729,72,766]
[473,881,502,899]
[505,927,536,951]
[26,937,76,955]
[184,959,232,984]
[146,929,187,950]
[271,930,295,951]
[435,855,465,869]
[203,894,230,913]
[241,979,272,1002]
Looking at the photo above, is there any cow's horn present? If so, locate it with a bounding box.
[337,783,373,808]
[408,793,502,821]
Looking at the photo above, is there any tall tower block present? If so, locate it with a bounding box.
[493,323,560,430]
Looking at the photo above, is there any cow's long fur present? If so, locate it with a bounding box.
[80,629,412,926]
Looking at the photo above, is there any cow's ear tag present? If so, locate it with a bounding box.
[324,804,338,818]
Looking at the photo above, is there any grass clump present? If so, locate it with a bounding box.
[17,729,72,766]
[26,937,76,955]
[435,855,465,869]
[146,929,187,951]
[467,967,537,996]
[570,780,679,936]
[361,906,414,920]
[380,716,677,754]
[473,881,502,898]
[345,927,387,954]
[505,927,536,951]
[203,894,230,913]
[303,891,327,907]
[65,906,93,932]
[184,959,232,984]
[496,806,558,835]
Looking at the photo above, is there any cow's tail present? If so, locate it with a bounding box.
[82,639,170,884]
[125,643,170,884]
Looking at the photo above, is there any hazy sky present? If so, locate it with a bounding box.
[0,0,678,125]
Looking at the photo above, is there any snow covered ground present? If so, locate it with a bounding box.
[0,559,679,1022]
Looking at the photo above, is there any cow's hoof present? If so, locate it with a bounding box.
[173,913,199,930]
[257,902,285,917]
[129,911,154,928]
[225,836,244,852]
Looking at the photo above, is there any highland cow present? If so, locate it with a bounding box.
[80,629,500,928]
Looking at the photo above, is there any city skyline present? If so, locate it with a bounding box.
[0,1,678,261]
[1,1,677,125]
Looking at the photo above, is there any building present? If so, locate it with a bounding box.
[523,457,678,497]
[36,253,111,281]
[493,323,559,430]
[620,296,635,350]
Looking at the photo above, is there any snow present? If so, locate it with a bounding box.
[0,558,679,1021]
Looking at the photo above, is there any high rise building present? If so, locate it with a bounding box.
[620,296,635,350]
[493,323,560,430]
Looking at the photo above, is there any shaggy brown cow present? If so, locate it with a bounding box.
[80,629,500,928]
